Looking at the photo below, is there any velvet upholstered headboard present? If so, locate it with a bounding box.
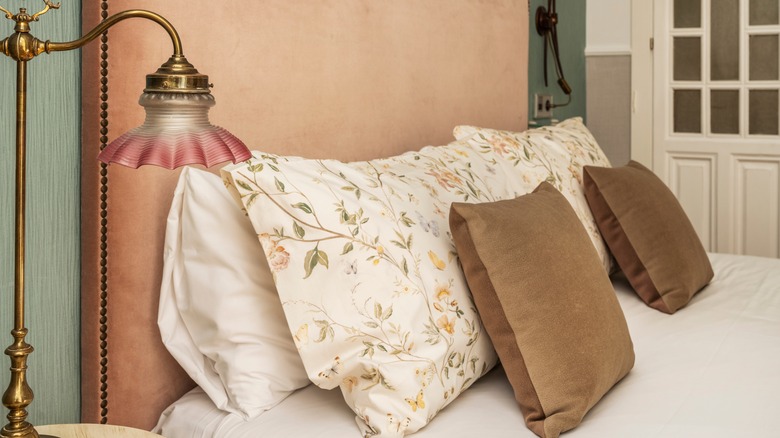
[80,0,529,430]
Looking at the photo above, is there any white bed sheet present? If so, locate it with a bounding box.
[155,253,780,437]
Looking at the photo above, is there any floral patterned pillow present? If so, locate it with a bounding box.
[222,140,519,437]
[453,117,614,273]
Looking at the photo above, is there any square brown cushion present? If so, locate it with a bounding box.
[450,182,635,438]
[583,161,714,314]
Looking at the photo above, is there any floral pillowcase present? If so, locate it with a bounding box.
[453,117,614,273]
[222,141,519,437]
[222,118,612,436]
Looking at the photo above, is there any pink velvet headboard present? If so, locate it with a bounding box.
[80,0,528,430]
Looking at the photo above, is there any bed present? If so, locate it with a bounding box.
[78,1,780,437]
[154,253,780,437]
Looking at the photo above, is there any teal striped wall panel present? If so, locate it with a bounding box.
[0,1,82,425]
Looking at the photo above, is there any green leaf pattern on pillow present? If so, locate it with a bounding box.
[223,143,511,437]
[222,118,611,436]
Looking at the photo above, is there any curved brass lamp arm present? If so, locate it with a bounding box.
[46,9,182,55]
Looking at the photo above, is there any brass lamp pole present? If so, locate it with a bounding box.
[0,2,250,437]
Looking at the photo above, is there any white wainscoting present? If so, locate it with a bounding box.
[667,153,718,251]
[733,157,780,258]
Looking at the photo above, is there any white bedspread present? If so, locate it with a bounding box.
[154,253,780,437]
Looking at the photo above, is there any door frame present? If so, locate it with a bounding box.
[631,0,655,167]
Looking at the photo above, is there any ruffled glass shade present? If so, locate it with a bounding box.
[98,92,251,169]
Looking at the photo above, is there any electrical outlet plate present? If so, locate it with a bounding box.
[534,93,553,118]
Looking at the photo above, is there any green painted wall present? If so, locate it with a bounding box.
[528,0,587,125]
[0,1,81,426]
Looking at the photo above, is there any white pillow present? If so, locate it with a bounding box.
[159,167,309,419]
[221,140,510,436]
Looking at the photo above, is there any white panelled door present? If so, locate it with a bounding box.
[654,0,780,257]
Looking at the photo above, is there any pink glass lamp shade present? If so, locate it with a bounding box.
[98,92,251,169]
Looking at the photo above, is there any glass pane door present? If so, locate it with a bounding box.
[671,0,780,137]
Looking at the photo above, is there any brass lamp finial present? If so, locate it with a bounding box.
[30,1,60,21]
[0,0,60,23]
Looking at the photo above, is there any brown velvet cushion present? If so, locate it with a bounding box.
[583,161,714,314]
[450,182,635,438]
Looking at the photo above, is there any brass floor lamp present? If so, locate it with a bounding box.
[0,2,250,437]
